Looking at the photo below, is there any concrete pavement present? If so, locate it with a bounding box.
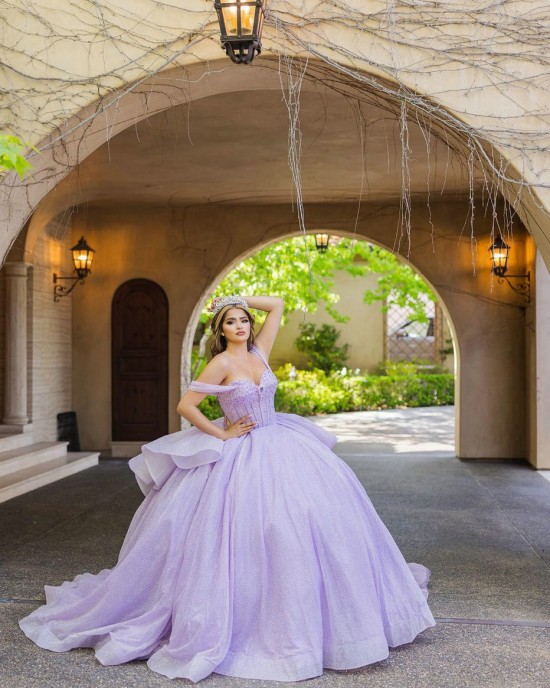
[1,406,549,687]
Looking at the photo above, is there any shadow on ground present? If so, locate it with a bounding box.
[1,407,549,687]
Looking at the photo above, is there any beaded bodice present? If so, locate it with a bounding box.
[189,345,278,428]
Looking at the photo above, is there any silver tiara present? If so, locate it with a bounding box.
[208,295,249,321]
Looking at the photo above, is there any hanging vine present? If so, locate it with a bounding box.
[1,0,550,258]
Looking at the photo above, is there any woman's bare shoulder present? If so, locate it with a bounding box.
[198,353,231,382]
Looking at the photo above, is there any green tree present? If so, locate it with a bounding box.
[0,134,33,178]
[202,236,435,325]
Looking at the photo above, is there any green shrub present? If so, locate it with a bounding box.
[373,359,449,376]
[198,395,223,421]
[295,323,349,372]
[194,366,454,420]
[274,368,454,415]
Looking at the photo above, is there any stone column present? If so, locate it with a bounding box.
[536,252,550,468]
[3,262,30,425]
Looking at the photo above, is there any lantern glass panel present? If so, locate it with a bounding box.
[255,4,265,35]
[489,238,509,276]
[74,251,90,272]
[221,3,256,37]
[71,237,95,276]
[315,233,330,251]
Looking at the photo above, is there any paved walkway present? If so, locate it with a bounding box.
[1,407,549,687]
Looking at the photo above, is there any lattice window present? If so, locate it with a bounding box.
[385,297,445,365]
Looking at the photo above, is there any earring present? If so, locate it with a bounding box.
[221,333,225,337]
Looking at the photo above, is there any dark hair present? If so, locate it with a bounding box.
[209,305,256,358]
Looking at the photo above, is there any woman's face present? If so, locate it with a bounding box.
[221,308,251,344]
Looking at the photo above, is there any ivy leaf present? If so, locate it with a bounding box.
[0,134,33,179]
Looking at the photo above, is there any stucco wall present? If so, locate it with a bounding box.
[0,270,4,420]
[534,252,550,469]
[22,218,74,441]
[270,271,385,372]
[60,198,530,461]
[3,2,550,272]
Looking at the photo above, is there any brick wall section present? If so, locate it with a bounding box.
[29,223,73,441]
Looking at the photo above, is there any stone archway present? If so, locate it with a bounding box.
[180,229,460,445]
[180,229,460,448]
[1,54,549,270]
[0,42,545,467]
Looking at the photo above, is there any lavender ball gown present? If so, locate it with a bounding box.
[19,345,435,682]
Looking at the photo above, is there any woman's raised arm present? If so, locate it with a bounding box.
[245,296,284,359]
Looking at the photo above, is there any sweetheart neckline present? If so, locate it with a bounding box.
[222,367,272,389]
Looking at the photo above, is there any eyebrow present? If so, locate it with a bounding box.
[225,316,249,321]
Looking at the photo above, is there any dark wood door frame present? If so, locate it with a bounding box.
[112,279,169,442]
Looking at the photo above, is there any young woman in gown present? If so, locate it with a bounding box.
[19,294,436,682]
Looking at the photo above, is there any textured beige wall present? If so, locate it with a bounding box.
[17,220,74,441]
[57,198,529,461]
[534,252,550,469]
[270,271,384,372]
[0,270,4,420]
[2,2,550,271]
[70,205,191,450]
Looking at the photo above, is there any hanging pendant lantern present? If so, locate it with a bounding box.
[214,0,267,64]
[314,233,330,253]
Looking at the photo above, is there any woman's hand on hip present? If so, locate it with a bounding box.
[223,414,257,439]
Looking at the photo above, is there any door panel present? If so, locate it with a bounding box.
[112,279,168,442]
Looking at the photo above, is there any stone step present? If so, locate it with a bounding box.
[0,452,100,504]
[0,423,33,435]
[0,432,34,453]
[0,442,68,478]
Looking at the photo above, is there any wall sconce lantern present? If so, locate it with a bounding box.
[489,236,510,277]
[53,236,95,302]
[314,233,330,253]
[214,0,267,64]
[489,236,530,302]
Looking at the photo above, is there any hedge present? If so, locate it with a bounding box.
[198,367,454,420]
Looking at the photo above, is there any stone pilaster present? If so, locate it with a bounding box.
[3,263,30,425]
[536,252,550,468]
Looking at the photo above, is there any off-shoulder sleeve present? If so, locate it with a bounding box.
[188,380,237,395]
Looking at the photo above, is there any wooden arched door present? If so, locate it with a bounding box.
[112,279,168,442]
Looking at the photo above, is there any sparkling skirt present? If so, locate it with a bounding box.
[19,413,435,682]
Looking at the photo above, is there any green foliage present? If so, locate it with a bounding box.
[197,366,454,420]
[0,135,33,178]
[274,368,454,415]
[200,236,436,326]
[295,322,349,372]
[197,395,223,421]
[373,359,449,376]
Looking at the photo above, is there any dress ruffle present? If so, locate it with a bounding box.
[129,419,225,496]
[129,414,338,498]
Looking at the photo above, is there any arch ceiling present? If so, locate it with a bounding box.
[33,87,483,214]
[0,40,550,258]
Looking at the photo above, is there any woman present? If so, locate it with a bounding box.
[19,294,435,682]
